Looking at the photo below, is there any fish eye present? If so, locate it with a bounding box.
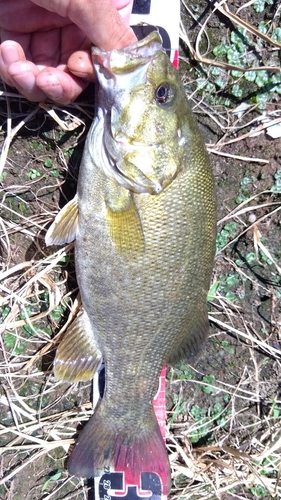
[155,82,175,105]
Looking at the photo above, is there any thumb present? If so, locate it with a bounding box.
[31,0,137,50]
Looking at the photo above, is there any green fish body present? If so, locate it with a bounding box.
[46,32,216,493]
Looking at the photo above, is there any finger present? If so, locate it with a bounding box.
[61,24,94,81]
[113,0,135,24]
[31,0,137,50]
[7,60,47,101]
[0,40,45,101]
[35,66,89,104]
[67,50,96,81]
[0,31,32,59]
[0,40,29,87]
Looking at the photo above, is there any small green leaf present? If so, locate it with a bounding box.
[42,478,51,492]
[231,70,243,79]
[208,281,220,301]
[42,469,63,491]
[232,84,243,97]
[213,44,229,57]
[225,274,238,287]
[50,170,60,177]
[44,159,53,168]
[0,171,7,182]
[251,92,271,107]
[4,333,16,349]
[253,0,265,13]
[190,405,204,420]
[225,291,236,302]
[241,176,255,186]
[255,70,270,88]
[26,169,41,180]
[250,484,267,498]
[202,374,217,394]
[246,252,256,264]
[49,470,63,481]
[215,77,225,88]
[271,27,281,43]
[227,47,241,65]
[258,21,268,34]
[211,402,222,416]
[244,70,256,82]
[230,30,248,52]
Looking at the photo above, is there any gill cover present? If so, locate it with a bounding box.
[90,31,186,195]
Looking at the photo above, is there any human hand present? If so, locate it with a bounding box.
[0,0,136,104]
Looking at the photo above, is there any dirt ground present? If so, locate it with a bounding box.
[0,1,281,499]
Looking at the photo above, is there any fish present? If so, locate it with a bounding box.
[45,30,216,494]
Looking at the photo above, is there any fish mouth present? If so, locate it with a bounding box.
[92,31,163,75]
[91,32,180,194]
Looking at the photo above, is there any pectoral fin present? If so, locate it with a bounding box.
[105,184,144,256]
[45,195,78,246]
[54,310,102,382]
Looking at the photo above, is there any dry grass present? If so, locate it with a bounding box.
[1,1,281,498]
[0,87,95,498]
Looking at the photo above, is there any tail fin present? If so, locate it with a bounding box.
[68,401,171,495]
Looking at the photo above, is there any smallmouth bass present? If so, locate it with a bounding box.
[46,31,216,493]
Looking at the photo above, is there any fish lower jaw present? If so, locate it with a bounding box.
[113,134,158,150]
[110,162,164,194]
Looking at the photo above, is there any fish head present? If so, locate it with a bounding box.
[92,32,188,195]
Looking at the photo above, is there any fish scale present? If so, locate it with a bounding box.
[46,30,216,495]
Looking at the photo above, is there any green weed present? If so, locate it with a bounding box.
[189,402,231,443]
[253,0,273,13]
[1,291,68,355]
[235,175,256,204]
[217,272,245,302]
[194,5,281,107]
[44,158,53,168]
[250,485,268,498]
[208,280,220,301]
[26,168,41,180]
[0,171,7,182]
[42,469,63,492]
[271,167,281,193]
[216,222,237,252]
[173,361,194,381]
[169,393,188,424]
[50,169,60,177]
[201,374,218,394]
[219,340,235,355]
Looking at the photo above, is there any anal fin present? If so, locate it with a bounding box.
[167,308,210,365]
[105,184,144,256]
[45,195,78,246]
[54,309,102,382]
